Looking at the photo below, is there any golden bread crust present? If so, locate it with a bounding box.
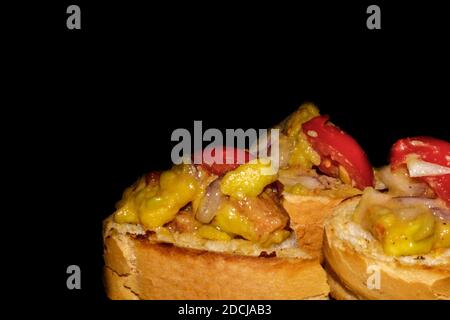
[325,265,358,300]
[282,195,343,258]
[103,219,330,300]
[323,197,450,300]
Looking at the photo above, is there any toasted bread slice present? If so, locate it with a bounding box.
[282,194,343,259]
[323,197,450,300]
[103,216,330,300]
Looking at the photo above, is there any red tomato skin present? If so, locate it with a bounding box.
[196,146,252,175]
[391,136,450,168]
[423,175,450,207]
[390,136,450,206]
[302,115,374,190]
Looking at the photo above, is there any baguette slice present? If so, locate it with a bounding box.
[324,197,450,300]
[282,194,343,259]
[103,216,330,300]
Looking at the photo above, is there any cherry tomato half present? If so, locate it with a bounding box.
[302,115,374,189]
[391,136,450,206]
[196,146,252,175]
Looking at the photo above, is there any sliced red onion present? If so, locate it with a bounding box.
[195,179,224,224]
[377,166,428,196]
[279,173,324,190]
[295,176,324,189]
[392,196,441,209]
[431,207,450,221]
[393,196,450,221]
[406,157,450,177]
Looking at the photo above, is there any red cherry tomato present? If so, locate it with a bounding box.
[302,115,374,190]
[391,136,450,206]
[196,146,252,175]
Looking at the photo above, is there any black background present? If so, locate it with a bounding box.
[19,0,450,314]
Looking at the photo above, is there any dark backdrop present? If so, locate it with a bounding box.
[27,1,449,310]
